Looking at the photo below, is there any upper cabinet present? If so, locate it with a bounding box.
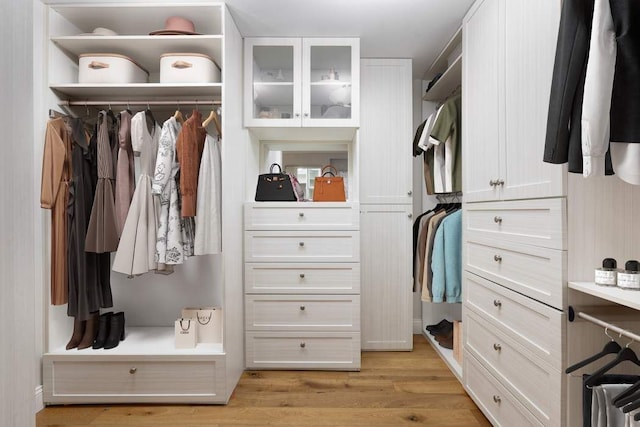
[244,37,360,128]
[463,0,565,203]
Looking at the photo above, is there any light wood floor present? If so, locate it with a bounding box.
[37,335,490,427]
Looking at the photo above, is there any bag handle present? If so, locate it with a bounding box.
[88,61,110,69]
[269,163,283,174]
[321,164,338,177]
[179,319,192,332]
[197,311,212,325]
[172,60,193,69]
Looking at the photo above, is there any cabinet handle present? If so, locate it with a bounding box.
[129,367,137,374]
[407,190,413,196]
[295,113,300,117]
[494,254,502,262]
[299,212,305,217]
[408,213,413,219]
[489,179,497,187]
[493,299,502,308]
[300,342,306,348]
[493,343,502,351]
[300,306,306,311]
[493,216,502,224]
[299,273,305,279]
[304,113,309,117]
[299,242,305,247]
[497,179,505,186]
[493,395,501,404]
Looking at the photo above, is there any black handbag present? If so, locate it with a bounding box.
[254,163,297,202]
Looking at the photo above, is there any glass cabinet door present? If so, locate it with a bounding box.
[302,38,360,127]
[244,38,301,127]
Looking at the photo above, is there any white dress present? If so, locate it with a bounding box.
[153,117,193,265]
[112,111,161,275]
[194,134,222,255]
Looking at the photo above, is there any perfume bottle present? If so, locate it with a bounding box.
[595,258,617,286]
[618,260,640,290]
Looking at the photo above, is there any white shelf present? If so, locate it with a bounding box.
[253,82,294,107]
[422,331,462,382]
[569,281,640,311]
[423,26,462,81]
[422,54,462,102]
[52,35,223,73]
[50,83,222,100]
[47,327,224,356]
[310,81,352,106]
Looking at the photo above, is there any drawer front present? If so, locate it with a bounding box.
[48,359,218,397]
[245,231,360,262]
[245,202,359,230]
[464,199,566,250]
[246,332,361,370]
[245,262,360,294]
[245,295,360,331]
[465,237,565,309]
[464,350,543,427]
[464,272,564,370]
[464,311,562,425]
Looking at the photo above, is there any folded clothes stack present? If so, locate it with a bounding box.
[425,319,453,349]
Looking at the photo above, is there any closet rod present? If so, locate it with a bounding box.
[60,100,221,107]
[569,308,640,344]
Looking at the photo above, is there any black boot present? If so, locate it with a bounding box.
[92,312,113,349]
[103,312,125,350]
[66,317,86,350]
[77,312,99,350]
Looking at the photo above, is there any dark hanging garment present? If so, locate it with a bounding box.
[543,0,614,174]
[67,119,113,320]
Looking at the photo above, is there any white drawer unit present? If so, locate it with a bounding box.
[245,332,361,370]
[464,350,543,427]
[464,310,562,425]
[243,203,361,370]
[464,199,566,250]
[464,272,564,370]
[245,263,360,294]
[245,202,359,230]
[245,294,360,331]
[465,236,566,309]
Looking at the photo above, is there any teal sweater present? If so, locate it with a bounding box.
[431,209,462,303]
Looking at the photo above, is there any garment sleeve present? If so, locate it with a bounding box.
[40,122,64,209]
[443,211,462,303]
[152,121,175,195]
[581,0,616,177]
[430,220,446,303]
[130,113,144,153]
[429,102,453,146]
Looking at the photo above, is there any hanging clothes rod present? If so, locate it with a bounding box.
[60,100,221,107]
[569,307,640,344]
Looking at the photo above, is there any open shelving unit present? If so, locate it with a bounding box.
[569,281,640,311]
[422,331,462,382]
[422,26,462,102]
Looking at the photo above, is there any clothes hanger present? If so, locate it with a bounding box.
[202,104,221,137]
[584,335,639,388]
[173,101,184,124]
[565,327,622,374]
[144,101,156,135]
[614,387,640,408]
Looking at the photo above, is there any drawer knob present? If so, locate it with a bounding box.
[299,273,305,279]
[493,216,502,224]
[493,395,501,404]
[129,367,137,374]
[299,212,305,217]
[407,190,413,196]
[299,241,305,247]
[493,343,502,351]
[493,254,502,262]
[300,305,306,311]
[493,299,502,308]
[300,342,306,348]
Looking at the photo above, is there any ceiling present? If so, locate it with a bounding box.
[224,0,475,79]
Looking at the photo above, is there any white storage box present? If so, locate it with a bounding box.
[78,53,149,84]
[160,53,221,83]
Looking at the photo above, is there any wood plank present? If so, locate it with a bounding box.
[37,335,489,427]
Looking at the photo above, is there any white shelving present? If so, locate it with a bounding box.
[422,54,461,101]
[50,83,222,99]
[253,82,294,107]
[569,281,640,311]
[422,331,462,382]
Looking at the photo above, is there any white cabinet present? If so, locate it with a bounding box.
[244,202,361,370]
[244,37,359,128]
[462,0,565,203]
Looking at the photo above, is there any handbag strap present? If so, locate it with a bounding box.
[179,318,192,331]
[321,164,338,176]
[269,163,283,174]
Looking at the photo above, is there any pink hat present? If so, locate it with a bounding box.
[149,16,200,35]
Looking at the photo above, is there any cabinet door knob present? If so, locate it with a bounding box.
[300,306,305,311]
[493,299,502,308]
[295,113,300,117]
[494,254,502,262]
[494,216,502,224]
[299,242,305,247]
[497,179,505,186]
[408,213,413,219]
[129,367,137,374]
[304,113,309,117]
[407,190,413,196]
[493,395,501,404]
[300,342,306,348]
[299,273,305,279]
[489,179,497,187]
[493,343,502,351]
[299,212,305,217]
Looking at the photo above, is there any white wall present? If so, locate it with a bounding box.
[0,0,37,425]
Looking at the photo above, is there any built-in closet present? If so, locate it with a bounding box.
[36,1,245,404]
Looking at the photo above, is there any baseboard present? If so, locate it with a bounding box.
[413,318,423,334]
[35,385,44,413]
